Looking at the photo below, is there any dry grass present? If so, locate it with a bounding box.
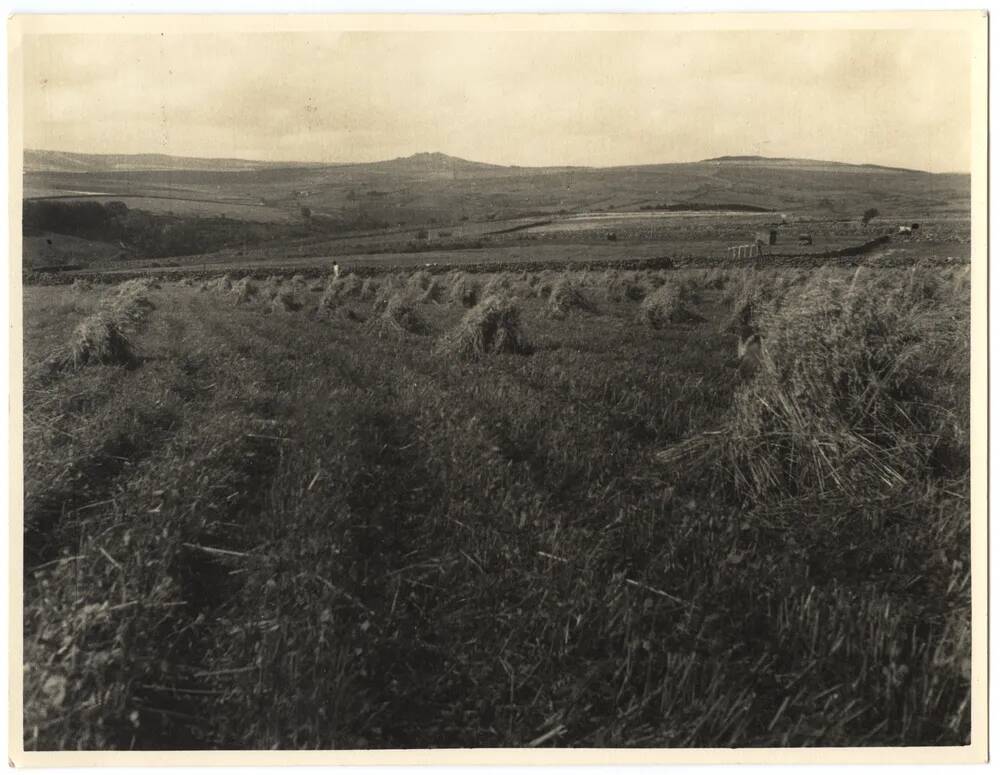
[211,275,233,293]
[700,267,730,291]
[625,277,650,301]
[68,314,135,368]
[315,299,364,323]
[420,278,446,305]
[258,277,281,301]
[482,274,513,298]
[448,273,480,307]
[325,273,364,300]
[316,289,339,314]
[533,270,558,299]
[21,263,972,751]
[113,278,159,296]
[231,277,259,305]
[98,281,157,332]
[270,288,303,314]
[639,282,705,328]
[435,295,533,360]
[720,269,772,335]
[368,292,428,337]
[360,277,381,301]
[319,274,374,313]
[643,270,667,289]
[661,266,970,502]
[547,277,595,319]
[405,270,433,296]
[604,270,648,303]
[372,278,403,313]
[603,270,627,303]
[316,287,364,322]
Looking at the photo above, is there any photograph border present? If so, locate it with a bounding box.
[6,10,989,767]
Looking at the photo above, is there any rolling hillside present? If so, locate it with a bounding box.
[25,150,970,224]
[24,149,323,174]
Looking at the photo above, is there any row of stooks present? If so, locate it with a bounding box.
[62,269,709,370]
[63,262,969,503]
[57,278,161,370]
[192,267,712,359]
[660,261,971,505]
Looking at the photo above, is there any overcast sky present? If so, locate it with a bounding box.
[23,28,973,172]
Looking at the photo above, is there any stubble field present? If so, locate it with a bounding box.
[21,259,972,750]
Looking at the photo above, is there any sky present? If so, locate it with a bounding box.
[22,27,974,172]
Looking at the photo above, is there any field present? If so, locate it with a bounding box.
[24,152,971,276]
[21,260,971,749]
[25,206,972,280]
[28,196,295,224]
[25,153,972,229]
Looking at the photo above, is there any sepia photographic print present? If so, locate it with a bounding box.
[8,11,987,767]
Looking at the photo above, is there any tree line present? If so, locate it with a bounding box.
[22,199,392,260]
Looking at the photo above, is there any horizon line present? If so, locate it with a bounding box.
[22,146,967,176]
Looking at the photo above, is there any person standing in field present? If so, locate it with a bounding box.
[332,262,341,279]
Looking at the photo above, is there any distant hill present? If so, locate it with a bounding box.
[24,149,323,174]
[700,155,926,175]
[23,149,970,222]
[373,151,510,174]
[303,151,578,180]
[27,147,948,177]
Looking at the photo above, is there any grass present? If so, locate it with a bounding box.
[447,272,480,308]
[267,286,303,314]
[547,277,595,318]
[33,279,159,373]
[435,294,533,360]
[21,263,971,750]
[67,315,135,368]
[420,277,447,305]
[231,277,259,304]
[368,293,428,337]
[639,282,706,328]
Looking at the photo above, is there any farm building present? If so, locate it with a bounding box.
[755,229,778,245]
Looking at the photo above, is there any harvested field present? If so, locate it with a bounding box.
[21,262,973,751]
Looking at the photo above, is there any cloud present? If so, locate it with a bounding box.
[22,27,972,172]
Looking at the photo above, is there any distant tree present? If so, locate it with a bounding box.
[300,206,312,220]
[415,228,429,240]
[861,207,880,226]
